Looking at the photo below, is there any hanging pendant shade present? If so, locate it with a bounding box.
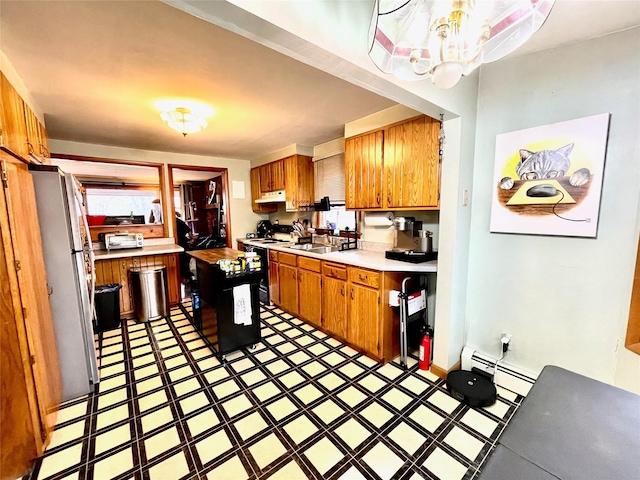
[368,0,555,88]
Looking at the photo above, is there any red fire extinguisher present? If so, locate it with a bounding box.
[419,333,431,370]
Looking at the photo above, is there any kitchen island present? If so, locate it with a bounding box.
[188,248,262,359]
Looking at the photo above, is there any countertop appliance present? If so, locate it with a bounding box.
[256,220,273,238]
[386,216,437,263]
[30,165,99,401]
[105,232,144,251]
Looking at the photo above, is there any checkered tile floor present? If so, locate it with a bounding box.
[27,300,524,480]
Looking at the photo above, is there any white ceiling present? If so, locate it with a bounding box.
[1,0,638,163]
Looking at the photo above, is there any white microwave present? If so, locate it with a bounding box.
[105,232,144,251]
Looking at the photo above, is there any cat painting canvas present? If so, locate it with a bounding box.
[490,113,610,237]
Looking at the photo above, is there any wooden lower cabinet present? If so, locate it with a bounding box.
[271,252,405,362]
[348,283,381,358]
[0,154,62,478]
[94,253,180,319]
[278,263,298,315]
[322,276,347,339]
[269,255,280,305]
[298,268,322,328]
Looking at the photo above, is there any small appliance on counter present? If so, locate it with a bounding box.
[104,232,144,251]
[256,220,273,238]
[385,217,437,263]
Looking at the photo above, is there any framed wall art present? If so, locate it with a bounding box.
[489,113,610,237]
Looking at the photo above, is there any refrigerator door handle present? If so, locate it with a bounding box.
[68,173,96,319]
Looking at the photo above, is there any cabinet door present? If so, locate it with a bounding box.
[345,131,383,209]
[1,157,62,446]
[298,269,322,328]
[38,120,50,164]
[164,253,180,305]
[384,116,440,208]
[269,260,280,305]
[270,160,285,191]
[284,155,314,211]
[323,276,347,339]
[250,167,276,213]
[23,103,42,163]
[259,163,272,192]
[278,263,298,315]
[348,284,381,358]
[0,74,29,159]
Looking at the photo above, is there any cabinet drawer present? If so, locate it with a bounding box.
[349,267,380,289]
[322,262,347,280]
[269,250,278,262]
[279,252,298,266]
[298,256,321,273]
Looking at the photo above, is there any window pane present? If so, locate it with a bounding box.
[318,205,356,233]
[86,188,159,219]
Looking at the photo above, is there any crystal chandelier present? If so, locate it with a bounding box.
[369,0,555,88]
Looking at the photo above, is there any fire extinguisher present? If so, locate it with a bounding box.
[419,332,431,371]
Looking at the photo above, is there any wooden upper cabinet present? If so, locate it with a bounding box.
[345,115,440,210]
[345,130,383,209]
[250,167,277,213]
[0,73,29,160]
[384,115,440,209]
[259,160,285,192]
[24,103,50,165]
[0,73,50,165]
[251,156,313,212]
[284,154,314,212]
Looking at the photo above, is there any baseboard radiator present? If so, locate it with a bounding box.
[461,346,537,397]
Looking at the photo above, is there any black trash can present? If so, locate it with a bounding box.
[95,283,122,332]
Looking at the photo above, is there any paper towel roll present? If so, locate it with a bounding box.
[364,211,394,226]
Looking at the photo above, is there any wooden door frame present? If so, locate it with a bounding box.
[49,153,169,238]
[167,164,232,248]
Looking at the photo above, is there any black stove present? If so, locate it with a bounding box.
[385,249,438,264]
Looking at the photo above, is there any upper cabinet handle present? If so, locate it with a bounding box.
[376,193,380,205]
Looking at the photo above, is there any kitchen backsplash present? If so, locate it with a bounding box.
[268,205,313,229]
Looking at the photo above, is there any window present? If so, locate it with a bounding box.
[317,205,357,234]
[85,186,161,222]
[174,188,182,216]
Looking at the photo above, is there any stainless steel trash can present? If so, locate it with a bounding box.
[130,266,168,322]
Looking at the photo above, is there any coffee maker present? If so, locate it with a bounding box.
[385,217,436,263]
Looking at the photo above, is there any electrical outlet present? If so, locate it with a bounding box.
[501,333,512,352]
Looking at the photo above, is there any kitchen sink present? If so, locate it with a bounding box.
[288,244,339,254]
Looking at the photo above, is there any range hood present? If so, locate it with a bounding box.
[255,190,286,204]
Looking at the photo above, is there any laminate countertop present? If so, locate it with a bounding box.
[94,243,184,260]
[238,239,437,273]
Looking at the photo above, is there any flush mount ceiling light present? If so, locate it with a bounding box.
[155,100,215,137]
[368,0,555,88]
[161,107,207,136]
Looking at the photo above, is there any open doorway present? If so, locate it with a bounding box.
[168,164,232,284]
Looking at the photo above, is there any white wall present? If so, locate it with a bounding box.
[49,140,264,244]
[466,28,640,392]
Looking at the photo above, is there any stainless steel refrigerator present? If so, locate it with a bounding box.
[30,165,99,402]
